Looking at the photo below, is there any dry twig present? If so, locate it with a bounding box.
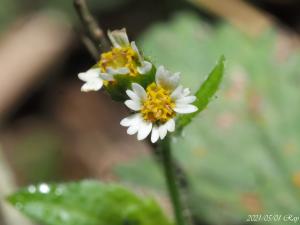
[80,32,99,61]
[74,0,109,53]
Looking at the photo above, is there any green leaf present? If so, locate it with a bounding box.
[176,55,225,132]
[7,180,172,225]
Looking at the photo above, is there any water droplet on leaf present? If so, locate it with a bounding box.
[39,184,50,194]
[28,185,36,193]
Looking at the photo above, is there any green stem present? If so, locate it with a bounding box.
[160,137,186,225]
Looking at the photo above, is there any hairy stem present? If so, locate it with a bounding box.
[150,139,194,225]
[159,137,186,225]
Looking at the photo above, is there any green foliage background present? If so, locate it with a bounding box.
[116,12,300,225]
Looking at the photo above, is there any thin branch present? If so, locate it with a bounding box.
[80,33,99,61]
[73,0,110,52]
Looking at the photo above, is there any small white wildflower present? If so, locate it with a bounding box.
[100,28,152,80]
[78,28,152,92]
[121,66,198,143]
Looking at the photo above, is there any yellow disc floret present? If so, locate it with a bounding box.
[99,47,139,76]
[141,83,176,123]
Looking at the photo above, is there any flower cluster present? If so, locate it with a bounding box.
[78,29,198,142]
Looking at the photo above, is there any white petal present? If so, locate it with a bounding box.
[78,68,101,82]
[183,88,191,96]
[159,124,168,140]
[176,95,196,104]
[131,41,142,62]
[151,126,160,143]
[170,85,184,100]
[166,119,175,132]
[127,123,140,135]
[167,73,181,91]
[106,67,129,75]
[131,42,152,74]
[107,28,129,48]
[174,104,198,114]
[99,73,114,81]
[126,90,140,101]
[125,100,141,111]
[155,66,168,84]
[155,66,180,91]
[126,114,143,135]
[132,83,147,101]
[120,118,130,127]
[120,114,139,127]
[137,61,152,74]
[81,79,103,92]
[137,121,152,140]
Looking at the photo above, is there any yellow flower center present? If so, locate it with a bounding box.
[99,47,139,76]
[141,83,176,123]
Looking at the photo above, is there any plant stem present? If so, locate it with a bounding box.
[80,32,99,61]
[73,0,109,52]
[159,137,186,225]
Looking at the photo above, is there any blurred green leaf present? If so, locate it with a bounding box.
[8,180,172,225]
[176,55,224,133]
[115,157,166,191]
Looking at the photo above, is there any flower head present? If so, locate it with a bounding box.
[78,28,151,92]
[100,28,152,79]
[121,66,198,143]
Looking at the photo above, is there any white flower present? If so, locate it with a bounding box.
[121,66,198,143]
[99,28,152,80]
[78,68,104,92]
[78,28,152,92]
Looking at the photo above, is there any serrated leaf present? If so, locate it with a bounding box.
[7,180,172,225]
[176,56,225,132]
